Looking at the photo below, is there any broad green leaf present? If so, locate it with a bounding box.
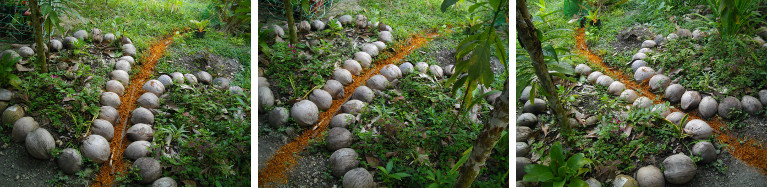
[567,179,589,187]
[392,172,412,179]
[468,2,488,13]
[523,164,554,182]
[440,0,460,12]
[550,142,565,170]
[450,146,473,175]
[553,178,566,187]
[377,166,388,175]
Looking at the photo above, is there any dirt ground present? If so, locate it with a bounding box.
[0,144,87,186]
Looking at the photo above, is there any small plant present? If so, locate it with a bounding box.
[0,53,22,89]
[523,142,592,187]
[661,113,690,139]
[424,147,472,188]
[377,160,412,185]
[190,19,210,32]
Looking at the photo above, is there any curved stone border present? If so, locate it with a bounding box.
[632,29,766,120]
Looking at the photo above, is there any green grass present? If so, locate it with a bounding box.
[350,74,508,187]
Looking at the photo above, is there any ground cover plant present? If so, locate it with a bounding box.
[0,0,250,186]
[257,0,509,187]
[517,0,767,187]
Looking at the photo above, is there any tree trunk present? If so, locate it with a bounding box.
[283,0,298,44]
[29,0,47,73]
[453,79,509,188]
[516,0,571,135]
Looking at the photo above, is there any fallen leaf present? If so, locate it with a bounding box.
[181,180,197,186]
[366,156,379,168]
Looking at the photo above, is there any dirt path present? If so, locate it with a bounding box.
[0,144,87,186]
[573,28,767,185]
[90,31,180,186]
[258,32,438,186]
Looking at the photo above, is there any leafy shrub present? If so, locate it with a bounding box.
[523,142,592,187]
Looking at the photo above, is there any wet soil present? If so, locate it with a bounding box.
[0,144,87,186]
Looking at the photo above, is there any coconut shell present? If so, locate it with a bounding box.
[613,174,638,187]
[157,75,173,87]
[636,165,664,187]
[258,86,274,111]
[596,75,614,87]
[291,100,319,127]
[98,106,119,125]
[698,96,718,119]
[330,113,355,128]
[685,119,712,140]
[680,91,701,110]
[81,135,110,164]
[330,148,359,177]
[366,75,390,91]
[574,64,592,76]
[334,69,354,86]
[516,142,530,156]
[634,66,655,81]
[415,62,428,73]
[100,92,121,108]
[354,52,372,68]
[343,168,375,188]
[619,89,639,103]
[134,157,162,184]
[649,74,670,91]
[268,107,289,128]
[523,98,546,114]
[12,116,38,143]
[125,141,151,160]
[665,112,687,126]
[517,157,532,179]
[152,177,178,187]
[91,119,114,141]
[517,127,532,142]
[115,60,131,72]
[429,65,444,78]
[171,72,185,84]
[25,128,55,160]
[587,71,603,84]
[692,141,716,163]
[663,153,696,184]
[126,123,154,141]
[517,113,537,127]
[137,92,160,109]
[184,73,198,84]
[143,80,165,96]
[309,89,333,111]
[323,80,345,99]
[742,95,763,116]
[631,60,648,71]
[718,96,742,119]
[130,107,154,125]
[351,86,375,103]
[380,64,401,81]
[110,70,130,85]
[608,81,625,96]
[342,100,366,114]
[633,97,652,109]
[665,84,686,103]
[326,127,352,151]
[57,148,82,175]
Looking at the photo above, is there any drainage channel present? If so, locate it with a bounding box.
[258,32,439,186]
[574,28,767,175]
[90,31,179,186]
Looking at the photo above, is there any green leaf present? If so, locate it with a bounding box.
[386,160,394,172]
[565,153,591,172]
[523,164,554,182]
[450,146,473,175]
[392,172,412,180]
[553,178,566,187]
[440,0,460,12]
[567,178,589,187]
[427,183,440,188]
[550,142,565,170]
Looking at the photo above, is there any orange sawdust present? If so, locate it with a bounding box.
[258,32,439,187]
[574,28,767,175]
[91,31,179,186]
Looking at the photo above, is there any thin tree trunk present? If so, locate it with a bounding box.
[283,0,298,44]
[516,0,571,135]
[453,80,509,188]
[29,0,47,73]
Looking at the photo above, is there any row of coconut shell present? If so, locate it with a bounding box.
[266,14,394,44]
[571,62,717,186]
[631,31,765,121]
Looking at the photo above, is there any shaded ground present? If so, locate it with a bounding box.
[688,151,767,187]
[0,144,87,186]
